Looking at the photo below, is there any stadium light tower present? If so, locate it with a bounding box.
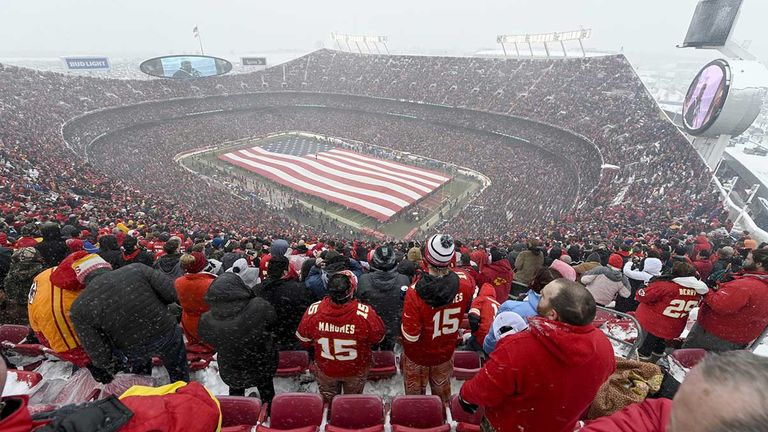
[496,28,591,58]
[330,32,389,54]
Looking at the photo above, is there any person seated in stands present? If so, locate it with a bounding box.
[476,247,513,302]
[1,248,44,325]
[466,283,500,352]
[579,351,768,432]
[493,267,562,324]
[459,279,615,432]
[296,271,385,404]
[581,254,632,307]
[35,222,68,268]
[512,239,544,297]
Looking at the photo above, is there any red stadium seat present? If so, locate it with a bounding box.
[390,395,449,432]
[257,392,324,432]
[7,369,43,388]
[218,395,263,428]
[0,324,30,344]
[453,351,481,380]
[276,351,310,377]
[449,394,485,432]
[187,343,215,371]
[367,351,397,381]
[325,394,384,432]
[670,349,707,369]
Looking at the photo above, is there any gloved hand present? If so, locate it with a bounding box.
[468,314,481,333]
[457,393,478,414]
[86,364,114,385]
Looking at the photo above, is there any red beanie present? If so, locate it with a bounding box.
[608,254,624,270]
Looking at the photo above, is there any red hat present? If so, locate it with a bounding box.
[72,254,112,284]
[50,251,89,291]
[608,254,624,271]
[66,238,84,252]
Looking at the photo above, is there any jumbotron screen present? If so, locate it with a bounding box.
[139,55,233,79]
[683,59,730,134]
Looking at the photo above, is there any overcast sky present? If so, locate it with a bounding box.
[1,0,766,65]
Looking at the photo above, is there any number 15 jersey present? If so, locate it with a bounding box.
[296,297,385,378]
[401,270,475,366]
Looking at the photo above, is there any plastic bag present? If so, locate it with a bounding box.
[53,368,155,405]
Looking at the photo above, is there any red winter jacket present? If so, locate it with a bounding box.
[635,277,709,339]
[402,270,474,366]
[175,272,216,346]
[580,398,672,432]
[698,271,768,344]
[470,250,488,272]
[693,235,712,255]
[477,259,513,303]
[460,317,616,432]
[693,259,713,281]
[468,283,500,346]
[119,382,220,432]
[0,395,45,432]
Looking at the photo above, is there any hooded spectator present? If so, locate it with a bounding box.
[35,222,68,268]
[118,235,154,268]
[71,259,186,384]
[153,237,183,279]
[615,257,663,313]
[258,238,289,279]
[692,249,713,281]
[175,252,216,348]
[635,261,708,362]
[456,252,480,284]
[221,240,245,272]
[550,258,577,282]
[255,255,312,350]
[226,258,260,288]
[97,234,122,269]
[305,250,363,301]
[466,283,501,352]
[582,254,632,307]
[477,247,513,302]
[356,245,412,350]
[199,272,277,402]
[513,239,544,296]
[574,252,602,278]
[684,249,768,352]
[459,279,615,432]
[1,248,44,325]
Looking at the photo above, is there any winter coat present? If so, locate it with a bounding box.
[3,260,44,306]
[70,264,178,371]
[198,273,277,389]
[693,235,712,255]
[27,266,91,366]
[396,259,417,280]
[401,270,474,366]
[573,254,602,278]
[118,382,220,432]
[470,250,488,272]
[477,259,513,303]
[635,277,709,339]
[693,258,713,281]
[513,250,544,286]
[460,317,616,432]
[356,267,411,349]
[0,395,38,432]
[154,253,183,279]
[175,273,216,346]
[697,271,768,344]
[582,266,631,306]
[118,249,155,268]
[221,252,245,272]
[305,258,363,301]
[550,258,577,281]
[580,398,672,432]
[35,224,68,268]
[0,247,11,282]
[255,276,312,350]
[497,289,541,321]
[615,259,663,313]
[468,283,500,346]
[97,235,122,269]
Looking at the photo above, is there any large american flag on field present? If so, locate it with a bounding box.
[218,137,451,222]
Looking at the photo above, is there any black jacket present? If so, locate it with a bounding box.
[154,253,183,279]
[415,271,460,308]
[118,249,155,268]
[221,252,245,272]
[255,277,312,350]
[357,268,410,349]
[70,264,178,370]
[199,273,277,388]
[97,235,122,269]
[35,224,68,268]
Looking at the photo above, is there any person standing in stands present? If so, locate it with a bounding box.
[614,256,663,312]
[70,256,187,384]
[35,222,68,268]
[466,283,500,352]
[401,234,474,403]
[684,248,768,352]
[356,245,411,350]
[477,247,513,302]
[119,235,154,268]
[153,236,184,279]
[512,239,544,297]
[200,271,277,402]
[256,255,312,350]
[296,271,385,403]
[175,252,216,348]
[458,279,615,432]
[1,248,44,325]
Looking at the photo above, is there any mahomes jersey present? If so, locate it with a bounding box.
[296,297,385,378]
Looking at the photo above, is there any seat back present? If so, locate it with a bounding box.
[390,395,446,429]
[0,324,30,344]
[368,351,397,380]
[7,369,43,389]
[670,348,707,369]
[269,393,324,430]
[218,395,262,427]
[453,351,481,380]
[449,394,484,426]
[329,394,384,429]
[277,351,310,376]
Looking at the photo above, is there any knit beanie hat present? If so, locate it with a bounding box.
[66,238,84,252]
[407,247,422,263]
[425,234,454,268]
[608,254,624,271]
[72,254,112,284]
[51,251,89,291]
[181,252,207,274]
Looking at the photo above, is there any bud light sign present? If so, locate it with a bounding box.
[64,57,110,70]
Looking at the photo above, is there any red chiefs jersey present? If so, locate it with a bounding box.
[469,283,500,345]
[401,270,474,366]
[635,277,708,339]
[296,298,385,378]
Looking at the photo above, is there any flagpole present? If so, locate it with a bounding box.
[195,26,205,55]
